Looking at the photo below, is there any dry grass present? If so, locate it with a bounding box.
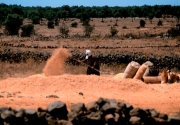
[0,60,127,79]
[0,59,46,79]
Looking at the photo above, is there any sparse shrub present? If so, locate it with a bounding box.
[71,22,78,27]
[48,20,54,29]
[110,26,118,37]
[21,24,34,37]
[136,26,140,29]
[31,16,40,24]
[113,22,118,26]
[177,36,180,41]
[84,25,94,37]
[140,19,146,27]
[167,27,180,37]
[122,26,128,29]
[59,23,69,38]
[54,18,59,26]
[157,20,163,26]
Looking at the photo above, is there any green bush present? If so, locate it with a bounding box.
[168,27,180,37]
[4,14,23,35]
[48,20,54,28]
[110,26,118,36]
[157,20,163,26]
[140,19,146,27]
[71,22,78,27]
[31,16,40,24]
[27,10,40,24]
[21,24,34,37]
[122,26,128,29]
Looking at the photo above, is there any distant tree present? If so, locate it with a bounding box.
[12,6,24,16]
[133,6,142,17]
[141,5,152,18]
[90,8,98,18]
[44,10,56,21]
[47,20,54,28]
[21,24,34,37]
[155,9,162,18]
[36,6,45,19]
[27,10,40,24]
[80,11,90,25]
[61,5,71,17]
[112,8,120,21]
[4,14,23,35]
[59,23,69,38]
[98,10,105,22]
[54,18,59,26]
[98,6,111,22]
[140,19,146,27]
[71,5,79,17]
[148,13,154,24]
[129,11,136,22]
[59,10,69,21]
[0,4,12,24]
[120,8,129,18]
[157,20,163,26]
[59,5,71,20]
[71,22,78,27]
[173,7,180,23]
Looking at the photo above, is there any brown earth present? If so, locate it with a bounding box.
[0,74,180,117]
[0,18,180,116]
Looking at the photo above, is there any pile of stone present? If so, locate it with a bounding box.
[121,61,179,84]
[0,98,180,125]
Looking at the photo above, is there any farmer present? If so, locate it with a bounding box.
[85,50,100,76]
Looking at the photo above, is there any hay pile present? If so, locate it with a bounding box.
[43,48,71,76]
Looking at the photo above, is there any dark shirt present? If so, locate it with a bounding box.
[86,56,100,76]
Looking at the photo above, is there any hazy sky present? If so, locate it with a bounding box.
[0,0,179,7]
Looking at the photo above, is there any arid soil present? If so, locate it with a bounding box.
[0,73,180,117]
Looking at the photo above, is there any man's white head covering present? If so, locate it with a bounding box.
[85,50,92,59]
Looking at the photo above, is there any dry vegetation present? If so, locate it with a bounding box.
[1,18,180,117]
[0,17,179,79]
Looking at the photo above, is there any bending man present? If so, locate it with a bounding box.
[85,50,100,76]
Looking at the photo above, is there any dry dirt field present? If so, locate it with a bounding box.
[0,18,180,116]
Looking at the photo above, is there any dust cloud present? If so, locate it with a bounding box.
[43,48,71,76]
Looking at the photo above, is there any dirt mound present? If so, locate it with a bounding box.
[43,48,71,76]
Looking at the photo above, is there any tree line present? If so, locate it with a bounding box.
[0,3,180,36]
[0,3,180,24]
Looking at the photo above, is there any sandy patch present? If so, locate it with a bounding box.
[0,74,179,116]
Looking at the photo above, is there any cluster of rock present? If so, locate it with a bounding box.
[62,44,180,49]
[0,49,50,63]
[1,42,58,49]
[0,48,180,70]
[0,98,180,125]
[70,51,180,70]
[1,41,179,50]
